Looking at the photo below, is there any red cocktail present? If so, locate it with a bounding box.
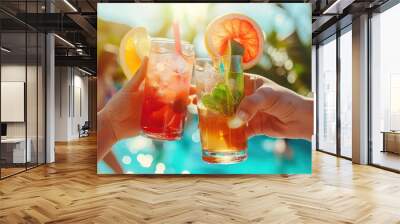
[140,39,194,140]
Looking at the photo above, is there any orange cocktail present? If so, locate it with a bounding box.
[194,57,247,164]
[198,109,247,163]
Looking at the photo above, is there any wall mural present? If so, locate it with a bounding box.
[97,3,312,174]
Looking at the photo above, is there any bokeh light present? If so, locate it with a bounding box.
[97,3,312,174]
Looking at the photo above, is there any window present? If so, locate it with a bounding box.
[339,28,352,158]
[0,1,46,179]
[371,3,400,171]
[317,36,337,154]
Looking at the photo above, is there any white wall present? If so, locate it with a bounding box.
[73,73,89,138]
[55,67,69,141]
[54,67,89,141]
[1,65,26,141]
[1,65,32,138]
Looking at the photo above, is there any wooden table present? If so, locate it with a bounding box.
[381,131,400,154]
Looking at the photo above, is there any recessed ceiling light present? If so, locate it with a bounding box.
[63,0,78,12]
[78,67,93,76]
[54,34,75,48]
[1,47,11,53]
[323,0,353,15]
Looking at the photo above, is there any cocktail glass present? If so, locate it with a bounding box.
[194,57,247,164]
[141,38,194,140]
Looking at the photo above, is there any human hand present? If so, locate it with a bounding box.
[98,57,196,161]
[233,73,313,141]
[97,57,148,161]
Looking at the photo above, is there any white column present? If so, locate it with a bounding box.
[45,0,55,163]
[46,32,55,163]
[352,14,369,164]
[312,45,317,150]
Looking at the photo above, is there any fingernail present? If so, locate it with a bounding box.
[228,111,248,129]
[228,116,244,129]
[237,111,249,121]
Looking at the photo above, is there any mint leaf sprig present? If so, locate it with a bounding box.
[201,82,244,116]
[201,40,245,116]
[201,83,230,115]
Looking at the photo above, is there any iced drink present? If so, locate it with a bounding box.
[141,39,194,140]
[194,57,247,164]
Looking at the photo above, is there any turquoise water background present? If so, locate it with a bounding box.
[98,113,311,174]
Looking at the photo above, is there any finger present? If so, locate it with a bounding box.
[246,112,282,138]
[125,57,148,92]
[192,95,197,105]
[244,73,267,96]
[185,95,197,105]
[245,112,269,137]
[233,86,278,127]
[185,95,198,106]
[189,84,197,95]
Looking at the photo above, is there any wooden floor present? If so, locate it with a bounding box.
[1,136,400,224]
[1,167,26,178]
[1,163,43,178]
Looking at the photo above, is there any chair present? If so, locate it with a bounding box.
[78,121,90,138]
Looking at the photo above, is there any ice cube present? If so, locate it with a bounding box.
[156,62,165,73]
[195,64,205,72]
[195,63,214,82]
[204,62,215,74]
[172,54,187,74]
[196,64,224,92]
[154,46,168,54]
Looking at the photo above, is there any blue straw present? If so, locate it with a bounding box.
[219,62,225,76]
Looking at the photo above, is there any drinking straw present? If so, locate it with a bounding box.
[224,40,234,115]
[172,21,182,56]
[219,61,225,75]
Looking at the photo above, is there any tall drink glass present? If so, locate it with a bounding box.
[141,39,194,140]
[194,57,247,164]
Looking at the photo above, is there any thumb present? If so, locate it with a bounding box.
[124,56,148,92]
[230,86,278,128]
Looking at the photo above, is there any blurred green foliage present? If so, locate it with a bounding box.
[98,3,311,96]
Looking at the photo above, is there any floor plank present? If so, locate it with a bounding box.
[0,135,400,224]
